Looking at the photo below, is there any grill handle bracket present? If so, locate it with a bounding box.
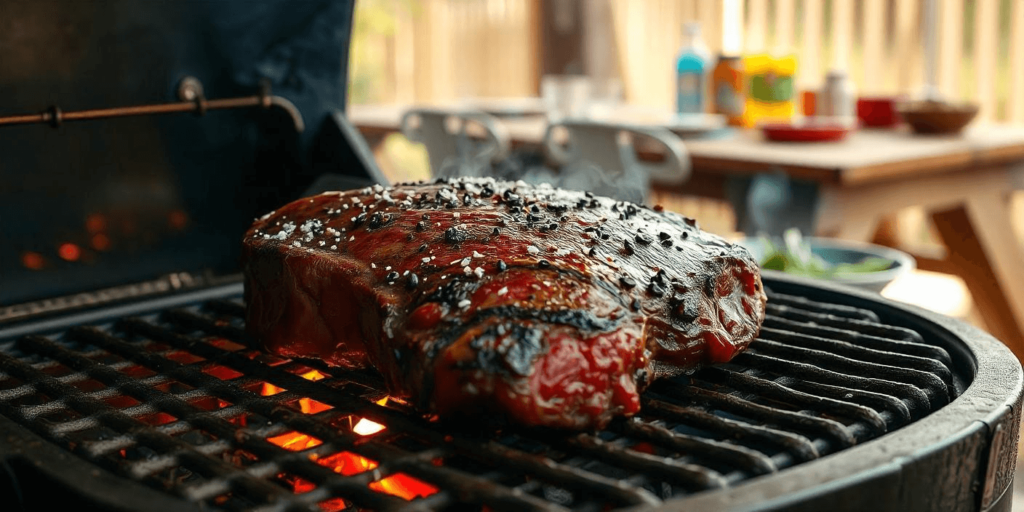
[0,76,304,133]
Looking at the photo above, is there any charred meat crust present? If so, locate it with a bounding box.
[242,178,767,429]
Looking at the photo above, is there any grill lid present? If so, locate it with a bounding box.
[0,0,363,305]
[1,273,1016,511]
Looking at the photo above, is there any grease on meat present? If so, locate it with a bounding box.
[242,178,767,430]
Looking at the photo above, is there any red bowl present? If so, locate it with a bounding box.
[761,123,850,142]
[857,97,901,127]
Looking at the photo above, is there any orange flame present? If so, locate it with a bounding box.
[261,382,286,395]
[311,451,439,501]
[268,431,323,452]
[299,369,328,381]
[259,377,434,501]
[353,397,388,436]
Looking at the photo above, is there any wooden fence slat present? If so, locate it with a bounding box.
[772,0,794,55]
[938,0,963,98]
[830,0,854,71]
[699,0,724,57]
[1011,0,1024,122]
[893,0,922,95]
[798,0,823,89]
[860,0,887,95]
[746,0,768,53]
[722,0,744,54]
[974,0,999,121]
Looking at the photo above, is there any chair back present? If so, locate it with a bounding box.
[541,118,691,203]
[400,108,510,178]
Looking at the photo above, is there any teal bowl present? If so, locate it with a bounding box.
[737,237,916,294]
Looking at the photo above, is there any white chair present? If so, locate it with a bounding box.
[541,118,690,203]
[400,108,510,178]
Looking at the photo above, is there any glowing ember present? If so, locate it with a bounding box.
[311,451,439,501]
[91,233,111,251]
[258,382,433,501]
[300,369,328,381]
[267,431,322,452]
[85,214,107,233]
[58,243,81,262]
[370,473,440,500]
[21,251,44,270]
[352,397,389,436]
[299,398,332,415]
[203,365,243,380]
[261,382,286,395]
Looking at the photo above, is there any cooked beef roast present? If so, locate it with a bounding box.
[243,178,767,429]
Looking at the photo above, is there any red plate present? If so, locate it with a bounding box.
[761,123,850,142]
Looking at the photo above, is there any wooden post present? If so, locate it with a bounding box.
[861,0,887,94]
[1010,0,1024,123]
[932,199,1024,356]
[539,0,584,76]
[974,0,999,120]
[798,0,823,89]
[937,0,963,99]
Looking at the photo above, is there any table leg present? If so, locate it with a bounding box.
[932,193,1024,355]
[871,214,901,247]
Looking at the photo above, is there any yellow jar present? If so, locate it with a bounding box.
[742,54,797,127]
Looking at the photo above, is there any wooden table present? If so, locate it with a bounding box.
[348,104,1024,355]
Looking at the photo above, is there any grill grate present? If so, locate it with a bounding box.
[0,286,960,511]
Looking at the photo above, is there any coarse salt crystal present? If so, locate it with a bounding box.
[349,236,355,241]
[422,257,431,263]
[472,251,484,258]
[371,263,376,269]
[453,212,461,218]
[385,266,391,271]
[460,257,471,266]
[331,245,337,250]
[463,266,472,275]
[497,286,508,296]
[527,245,540,255]
[473,267,485,279]
[292,241,301,247]
[457,299,472,308]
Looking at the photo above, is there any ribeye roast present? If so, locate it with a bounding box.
[243,178,766,430]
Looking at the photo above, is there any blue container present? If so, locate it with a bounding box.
[676,22,710,114]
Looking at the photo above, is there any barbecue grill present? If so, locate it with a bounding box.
[1,2,1021,511]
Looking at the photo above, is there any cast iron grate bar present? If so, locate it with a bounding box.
[0,288,959,511]
[765,302,925,343]
[140,310,661,508]
[104,319,591,510]
[749,338,950,407]
[761,315,953,368]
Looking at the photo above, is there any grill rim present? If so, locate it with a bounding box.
[654,270,1023,512]
[0,270,1018,512]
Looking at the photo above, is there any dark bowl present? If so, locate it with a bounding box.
[897,101,979,135]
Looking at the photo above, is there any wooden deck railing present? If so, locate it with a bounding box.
[612,0,1022,124]
[352,1,1021,124]
[348,0,538,105]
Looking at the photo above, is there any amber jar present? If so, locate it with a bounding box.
[712,55,745,125]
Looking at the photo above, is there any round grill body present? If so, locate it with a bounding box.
[0,271,1018,512]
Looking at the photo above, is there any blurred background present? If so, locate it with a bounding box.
[345,0,1024,336]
